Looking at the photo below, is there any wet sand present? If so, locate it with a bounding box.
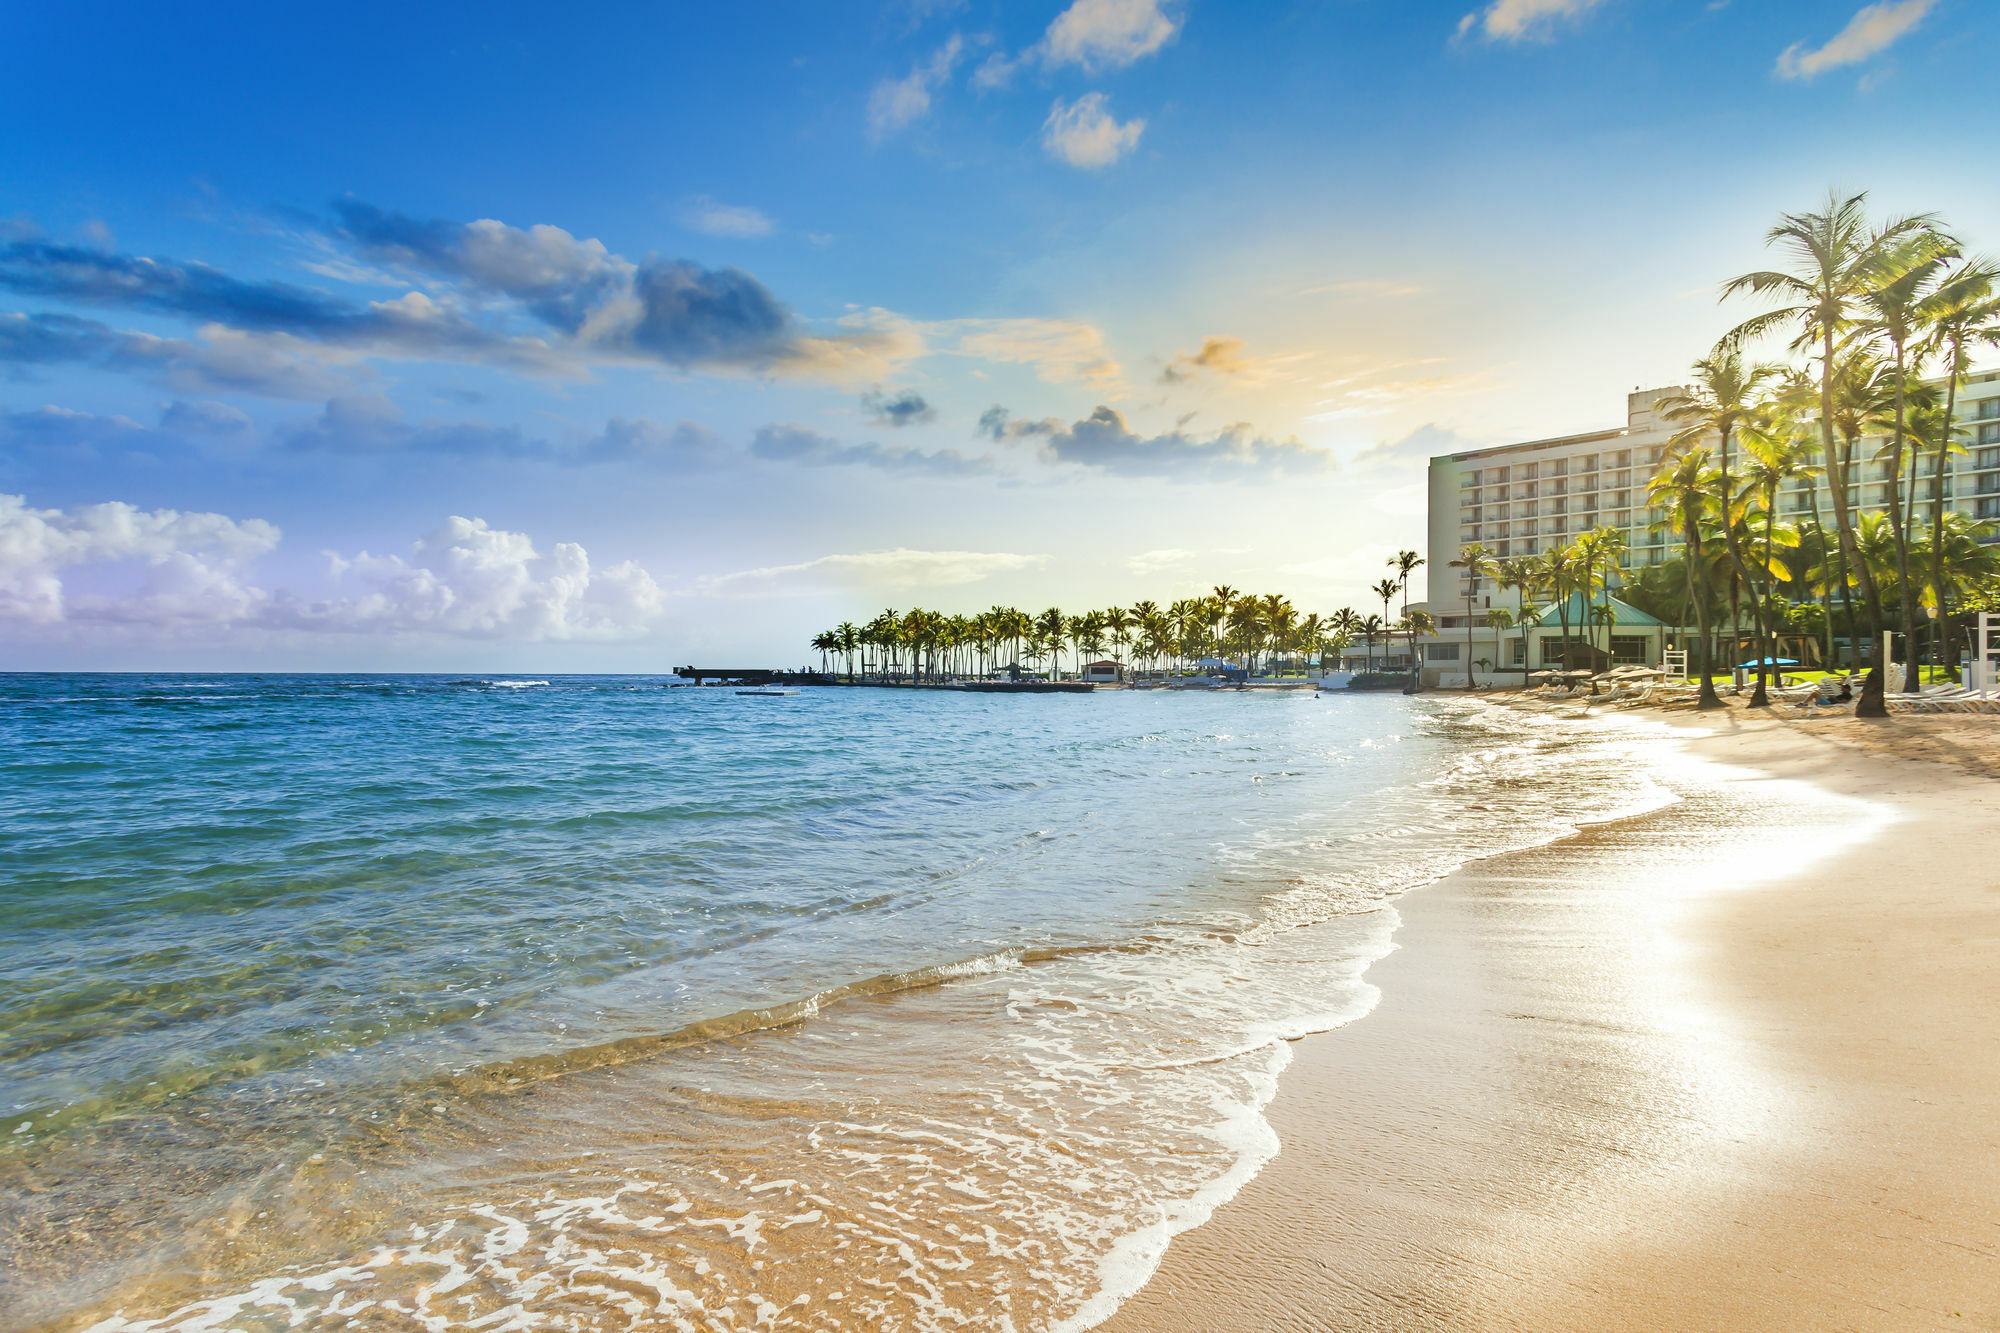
[1102,710,2000,1332]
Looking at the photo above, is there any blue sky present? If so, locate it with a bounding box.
[1,0,1990,669]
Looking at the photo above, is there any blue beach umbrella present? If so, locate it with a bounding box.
[1731,656,1800,669]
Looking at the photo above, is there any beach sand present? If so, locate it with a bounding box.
[1101,709,2000,1332]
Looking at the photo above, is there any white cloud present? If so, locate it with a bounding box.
[1124,546,1245,576]
[1162,336,1258,383]
[868,35,964,139]
[1455,0,1605,43]
[831,309,1124,385]
[313,516,663,639]
[942,316,1124,384]
[0,493,280,624]
[1775,0,1936,79]
[705,548,1048,596]
[679,196,775,239]
[0,495,664,640]
[1041,0,1181,70]
[1042,93,1145,169]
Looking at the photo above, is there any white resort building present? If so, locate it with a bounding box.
[1412,374,2000,687]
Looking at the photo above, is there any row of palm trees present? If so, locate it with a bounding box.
[807,568,1441,684]
[1451,191,2000,714]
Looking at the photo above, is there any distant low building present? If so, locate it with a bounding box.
[1081,659,1125,682]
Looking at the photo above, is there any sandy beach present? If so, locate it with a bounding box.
[1103,706,2000,1333]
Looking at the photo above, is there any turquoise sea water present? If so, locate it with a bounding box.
[0,676,1673,1331]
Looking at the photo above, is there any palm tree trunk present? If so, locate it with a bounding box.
[1932,362,1961,679]
[1716,424,1773,706]
[1887,340,1923,693]
[1820,333,1886,715]
[1686,516,1723,709]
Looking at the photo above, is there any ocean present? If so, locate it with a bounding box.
[0,676,1676,1332]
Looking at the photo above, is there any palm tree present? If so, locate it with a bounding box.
[1390,550,1425,620]
[1496,555,1539,679]
[1328,607,1362,674]
[1359,613,1385,676]
[1573,525,1629,666]
[1648,448,1725,709]
[1483,607,1516,684]
[1035,607,1065,679]
[1658,349,1782,704]
[1858,227,1962,690]
[1398,609,1436,693]
[1917,258,2000,676]
[1723,190,1939,716]
[1447,542,1494,689]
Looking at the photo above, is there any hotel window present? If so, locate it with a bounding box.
[1577,454,1597,472]
[1613,449,1631,467]
[1609,636,1650,665]
[1522,462,1538,479]
[1980,423,2000,445]
[1426,643,1460,661]
[1978,448,2000,470]
[1548,458,1566,476]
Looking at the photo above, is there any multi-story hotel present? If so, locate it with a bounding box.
[1414,372,2000,682]
[1427,373,2000,606]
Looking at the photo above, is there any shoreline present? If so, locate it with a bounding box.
[1100,706,2000,1332]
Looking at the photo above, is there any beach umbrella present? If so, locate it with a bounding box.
[1731,656,1800,670]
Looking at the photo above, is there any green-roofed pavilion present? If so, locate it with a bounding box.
[1526,592,1666,629]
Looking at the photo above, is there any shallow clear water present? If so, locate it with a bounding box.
[0,676,1675,1331]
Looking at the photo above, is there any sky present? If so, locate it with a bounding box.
[1,0,1992,670]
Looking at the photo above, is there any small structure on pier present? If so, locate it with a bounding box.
[677,667,778,684]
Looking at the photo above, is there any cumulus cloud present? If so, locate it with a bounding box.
[705,547,1047,595]
[1042,0,1181,70]
[750,422,992,475]
[860,386,938,426]
[979,404,1332,477]
[1,202,902,386]
[311,516,663,638]
[0,492,279,624]
[678,196,775,239]
[1455,0,1605,43]
[869,35,964,139]
[1775,0,1936,79]
[0,493,664,639]
[1162,335,1253,383]
[977,0,1180,86]
[1042,93,1146,169]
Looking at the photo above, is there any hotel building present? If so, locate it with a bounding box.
[1415,372,2000,682]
